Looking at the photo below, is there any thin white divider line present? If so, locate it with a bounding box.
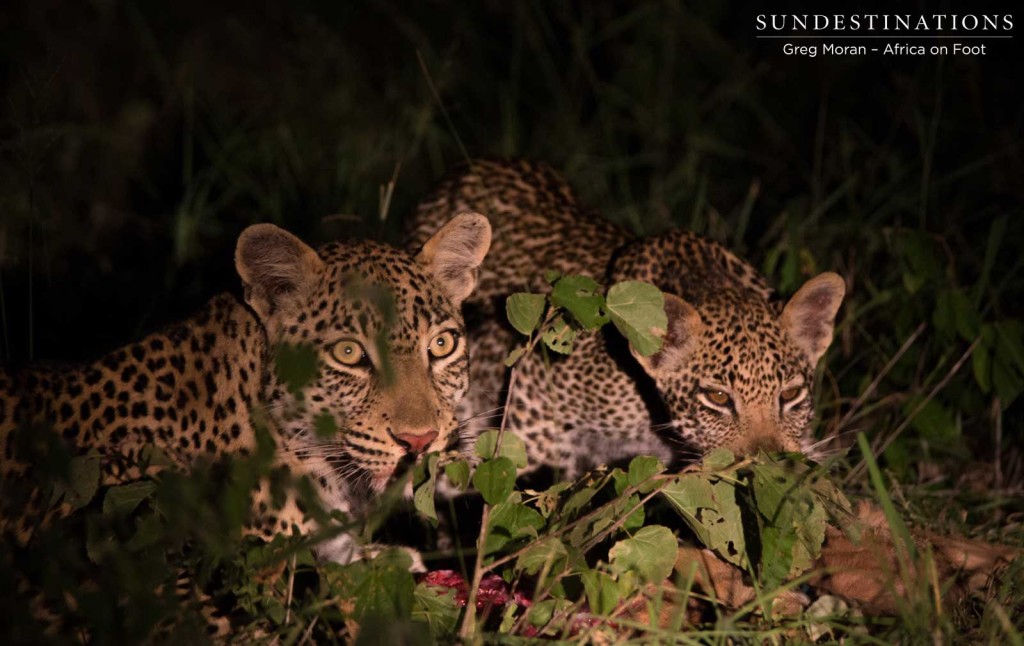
[756,35,1014,39]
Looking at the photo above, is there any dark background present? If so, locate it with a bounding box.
[2,0,1022,477]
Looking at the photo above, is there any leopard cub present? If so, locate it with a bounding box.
[1,213,491,564]
[410,159,843,476]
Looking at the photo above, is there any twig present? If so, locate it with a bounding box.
[993,396,1003,493]
[299,616,318,644]
[378,161,401,222]
[507,485,668,636]
[458,343,528,639]
[284,553,297,624]
[416,50,472,166]
[482,467,742,575]
[577,486,665,555]
[835,322,926,433]
[846,338,978,484]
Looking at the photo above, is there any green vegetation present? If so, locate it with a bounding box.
[1,0,1022,642]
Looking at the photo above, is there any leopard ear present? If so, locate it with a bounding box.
[416,212,492,306]
[779,272,845,365]
[235,224,324,321]
[631,293,703,376]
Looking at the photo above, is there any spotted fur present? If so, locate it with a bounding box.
[409,159,844,476]
[1,214,491,563]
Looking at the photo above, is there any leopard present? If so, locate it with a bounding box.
[1,212,492,565]
[408,158,845,478]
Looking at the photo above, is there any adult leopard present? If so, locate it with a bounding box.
[1,213,491,564]
[408,159,844,477]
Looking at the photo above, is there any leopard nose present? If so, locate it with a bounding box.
[393,430,439,455]
[746,435,783,455]
[732,432,785,456]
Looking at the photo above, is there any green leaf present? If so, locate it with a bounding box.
[750,459,832,587]
[627,455,665,493]
[541,314,576,354]
[950,289,981,342]
[568,493,643,547]
[581,570,620,616]
[933,290,956,340]
[348,553,416,621]
[551,275,609,329]
[937,288,981,342]
[263,599,286,624]
[544,270,562,284]
[703,447,736,471]
[608,525,677,584]
[412,453,439,524]
[127,513,165,550]
[443,459,471,491]
[750,462,796,519]
[995,321,1024,373]
[973,342,993,393]
[792,499,827,575]
[661,475,747,567]
[63,451,101,510]
[85,520,116,563]
[516,537,568,575]
[975,215,1008,308]
[562,486,599,518]
[606,281,667,357]
[569,502,617,548]
[504,345,527,367]
[413,583,461,638]
[611,467,629,496]
[620,494,646,533]
[527,598,572,628]
[904,397,959,444]
[758,522,797,591]
[616,571,641,604]
[506,293,547,336]
[487,500,546,554]
[472,457,516,505]
[274,343,320,396]
[993,356,1024,407]
[993,321,1024,407]
[750,464,800,588]
[897,230,943,294]
[475,430,528,468]
[313,411,339,438]
[499,604,519,633]
[103,481,157,516]
[535,482,571,518]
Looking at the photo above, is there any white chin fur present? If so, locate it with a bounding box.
[371,471,416,498]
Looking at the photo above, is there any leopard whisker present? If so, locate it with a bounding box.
[804,427,863,453]
[456,407,506,427]
[647,422,681,433]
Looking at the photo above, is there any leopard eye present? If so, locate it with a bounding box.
[779,385,807,409]
[698,387,733,411]
[331,339,367,366]
[780,387,802,402]
[706,390,731,406]
[428,330,459,359]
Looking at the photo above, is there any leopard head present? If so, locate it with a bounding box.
[631,273,845,460]
[235,213,491,496]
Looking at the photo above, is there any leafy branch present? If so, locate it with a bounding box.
[454,273,668,637]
